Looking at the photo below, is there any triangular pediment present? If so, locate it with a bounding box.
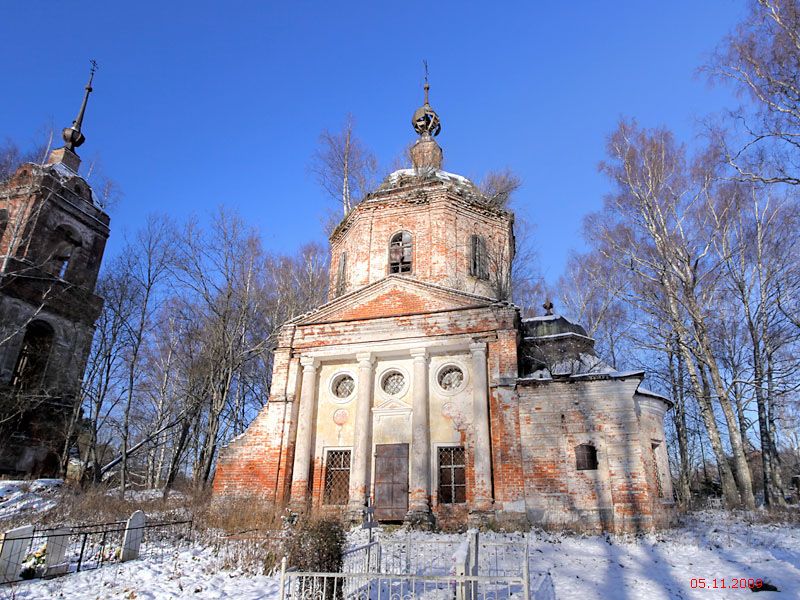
[374,399,411,412]
[290,276,496,325]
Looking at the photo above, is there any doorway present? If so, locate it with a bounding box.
[373,443,409,521]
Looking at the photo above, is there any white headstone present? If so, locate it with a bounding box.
[0,525,34,583]
[43,527,71,577]
[121,510,146,562]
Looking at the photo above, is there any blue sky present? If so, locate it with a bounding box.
[2,1,745,284]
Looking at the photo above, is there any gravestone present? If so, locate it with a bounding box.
[0,525,34,583]
[121,510,145,562]
[43,527,71,577]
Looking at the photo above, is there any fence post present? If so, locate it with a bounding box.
[469,529,479,574]
[523,542,530,600]
[121,510,146,562]
[278,556,287,600]
[468,530,479,600]
[454,552,468,600]
[0,525,34,583]
[453,534,472,600]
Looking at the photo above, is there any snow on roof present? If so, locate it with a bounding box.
[43,162,102,208]
[524,332,594,342]
[519,352,644,382]
[636,386,671,402]
[522,314,560,322]
[382,168,475,188]
[48,161,78,180]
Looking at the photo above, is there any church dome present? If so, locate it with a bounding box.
[326,78,515,302]
[521,314,589,339]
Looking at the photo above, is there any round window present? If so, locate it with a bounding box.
[437,365,465,392]
[332,374,355,399]
[381,371,406,396]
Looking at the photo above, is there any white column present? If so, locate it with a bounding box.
[348,352,374,513]
[470,341,494,511]
[289,356,318,508]
[409,348,431,515]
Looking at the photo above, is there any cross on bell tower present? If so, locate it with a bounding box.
[46,60,98,173]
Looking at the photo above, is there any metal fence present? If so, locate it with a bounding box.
[315,530,536,600]
[342,541,381,575]
[280,568,529,600]
[476,536,529,579]
[378,538,461,575]
[0,519,192,584]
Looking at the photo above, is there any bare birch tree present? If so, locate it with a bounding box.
[310,115,378,215]
[116,216,177,496]
[591,120,757,508]
[709,0,800,185]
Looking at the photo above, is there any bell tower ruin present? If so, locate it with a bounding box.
[0,63,111,476]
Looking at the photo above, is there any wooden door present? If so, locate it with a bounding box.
[373,443,409,521]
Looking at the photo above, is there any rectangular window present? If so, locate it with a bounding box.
[651,443,664,498]
[323,449,351,505]
[438,446,466,504]
[470,235,488,280]
[0,209,8,245]
[575,444,598,471]
[336,252,347,297]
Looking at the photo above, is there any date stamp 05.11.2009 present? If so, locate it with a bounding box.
[689,578,766,590]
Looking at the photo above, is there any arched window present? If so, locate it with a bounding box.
[389,231,412,274]
[470,234,488,280]
[11,320,55,389]
[575,444,598,471]
[48,225,81,280]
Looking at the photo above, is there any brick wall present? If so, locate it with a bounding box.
[328,176,513,301]
[517,377,659,532]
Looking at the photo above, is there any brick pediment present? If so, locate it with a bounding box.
[290,276,496,325]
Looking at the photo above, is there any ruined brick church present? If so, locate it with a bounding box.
[0,67,109,475]
[213,84,674,531]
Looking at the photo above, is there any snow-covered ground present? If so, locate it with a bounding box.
[525,511,800,599]
[2,507,798,599]
[0,479,62,521]
[2,545,281,600]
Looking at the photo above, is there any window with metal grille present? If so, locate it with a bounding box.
[332,374,355,399]
[389,231,412,273]
[575,444,598,471]
[651,443,664,498]
[438,446,466,504]
[438,365,464,391]
[381,371,405,396]
[323,450,351,505]
[469,234,488,279]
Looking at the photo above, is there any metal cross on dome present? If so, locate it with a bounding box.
[412,59,441,137]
